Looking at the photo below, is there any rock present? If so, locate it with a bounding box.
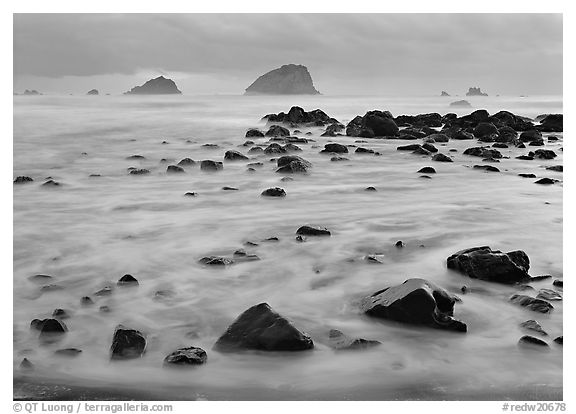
[31,318,68,336]
[55,348,83,357]
[473,165,500,172]
[213,303,314,352]
[42,179,61,187]
[52,309,70,319]
[276,155,312,174]
[22,89,42,95]
[492,143,508,148]
[264,143,287,154]
[129,169,150,175]
[355,147,375,154]
[536,288,562,301]
[199,256,234,266]
[535,178,557,185]
[441,91,450,96]
[361,111,399,136]
[245,64,320,95]
[426,133,449,143]
[261,187,286,197]
[166,165,185,173]
[296,225,331,236]
[422,143,438,153]
[518,173,537,178]
[432,153,453,162]
[95,286,113,296]
[466,87,488,96]
[164,347,207,366]
[519,130,542,142]
[447,246,530,284]
[554,336,563,345]
[200,160,223,171]
[516,155,534,160]
[14,176,33,184]
[263,106,335,126]
[124,76,181,95]
[450,100,472,108]
[365,186,377,192]
[361,278,467,332]
[395,241,405,248]
[518,335,549,348]
[321,123,345,136]
[418,167,436,174]
[224,150,249,161]
[321,143,348,153]
[222,186,238,191]
[177,158,196,166]
[20,358,34,370]
[537,114,563,132]
[473,122,498,138]
[395,113,442,128]
[80,296,94,306]
[496,126,518,143]
[331,156,349,162]
[283,143,302,152]
[552,279,563,288]
[265,125,290,137]
[246,129,265,138]
[87,89,99,95]
[28,274,53,283]
[531,149,557,159]
[520,320,547,336]
[327,329,381,350]
[546,165,563,172]
[463,147,502,158]
[397,144,422,151]
[510,294,553,313]
[118,274,139,286]
[110,325,146,359]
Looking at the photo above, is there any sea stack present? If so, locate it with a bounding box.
[244,64,320,95]
[87,89,99,95]
[466,87,488,96]
[124,76,182,95]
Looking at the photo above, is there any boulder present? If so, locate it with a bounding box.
[14,176,33,184]
[535,178,557,185]
[432,153,453,162]
[327,329,381,350]
[31,318,68,337]
[199,256,234,266]
[110,325,146,359]
[265,125,290,137]
[164,347,207,366]
[261,187,286,197]
[518,335,549,348]
[473,122,498,138]
[360,278,467,332]
[362,111,399,136]
[177,158,195,166]
[418,167,436,174]
[520,320,547,336]
[213,303,314,352]
[296,225,331,236]
[224,150,249,161]
[276,155,312,174]
[118,274,139,286]
[519,130,542,142]
[536,288,562,301]
[463,147,502,158]
[531,149,557,160]
[87,89,99,95]
[264,143,287,154]
[129,169,150,175]
[473,165,500,172]
[200,160,223,171]
[321,143,348,153]
[246,129,265,138]
[510,294,553,313]
[537,114,563,132]
[447,246,530,284]
[166,165,185,173]
[425,133,449,143]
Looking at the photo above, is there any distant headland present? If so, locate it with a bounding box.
[124,76,182,95]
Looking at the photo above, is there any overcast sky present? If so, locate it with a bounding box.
[13,13,562,96]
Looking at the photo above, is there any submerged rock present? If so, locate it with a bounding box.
[110,325,146,359]
[177,158,196,166]
[431,153,453,162]
[296,225,331,236]
[473,165,500,172]
[164,347,207,366]
[129,169,150,175]
[361,278,467,332]
[447,246,531,284]
[328,329,381,350]
[520,320,547,336]
[536,288,562,301]
[55,348,83,357]
[14,176,33,184]
[463,147,502,158]
[213,303,314,352]
[510,294,553,313]
[535,178,557,185]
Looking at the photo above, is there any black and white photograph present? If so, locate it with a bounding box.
[8,5,569,408]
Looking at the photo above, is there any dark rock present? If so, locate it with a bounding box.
[473,122,498,138]
[31,318,68,337]
[213,303,314,352]
[518,173,537,178]
[546,165,563,172]
[261,187,286,197]
[246,129,265,138]
[432,153,453,162]
[265,125,290,137]
[200,160,223,171]
[519,130,543,142]
[52,309,70,319]
[14,176,33,184]
[495,126,518,143]
[129,169,150,175]
[492,143,508,148]
[55,348,83,357]
[361,278,467,332]
[264,143,287,154]
[463,147,502,158]
[537,114,563,132]
[20,358,34,370]
[536,288,562,301]
[395,113,442,128]
[395,241,405,248]
[362,111,399,136]
[283,143,302,152]
[164,347,207,366]
[516,155,534,161]
[473,165,500,172]
[276,155,312,174]
[87,89,99,95]
[80,296,94,306]
[199,256,234,266]
[321,143,348,153]
[397,144,422,151]
[518,335,549,348]
[365,186,377,192]
[28,274,53,283]
[422,143,438,153]
[42,179,61,187]
[110,325,146,359]
[425,133,449,143]
[177,158,195,166]
[418,167,436,174]
[510,294,553,313]
[245,64,320,95]
[441,91,450,96]
[447,246,530,284]
[166,165,185,173]
[553,279,563,288]
[330,156,349,162]
[296,225,331,237]
[531,149,557,160]
[95,286,113,296]
[124,76,181,95]
[224,150,249,161]
[355,147,375,154]
[554,336,563,345]
[450,100,472,108]
[452,130,475,140]
[328,329,381,350]
[535,178,557,185]
[118,274,139,286]
[466,87,488,96]
[222,186,239,191]
[520,320,547,336]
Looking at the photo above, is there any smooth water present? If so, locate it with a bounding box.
[13,94,563,400]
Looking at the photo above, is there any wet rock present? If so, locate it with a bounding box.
[80,296,94,306]
[118,274,139,286]
[248,146,264,154]
[129,168,150,175]
[365,186,377,192]
[510,294,553,313]
[447,246,530,284]
[224,150,249,161]
[213,303,314,352]
[554,336,563,345]
[518,173,537,178]
[164,347,207,366]
[552,279,563,288]
[546,165,563,172]
[246,129,265,138]
[52,309,70,319]
[321,123,345,137]
[535,178,557,185]
[20,358,34,370]
[425,133,449,143]
[110,325,146,360]
[529,138,545,146]
[177,158,195,166]
[417,167,436,174]
[184,192,197,197]
[397,144,422,151]
[520,320,547,336]
[355,147,375,154]
[276,155,312,174]
[14,176,33,184]
[473,165,500,172]
[261,187,286,197]
[126,155,146,160]
[55,348,83,357]
[536,288,562,301]
[296,225,331,237]
[361,278,467,332]
[531,149,557,160]
[166,165,185,173]
[516,155,534,160]
[331,156,349,162]
[95,286,113,296]
[431,153,453,162]
[320,143,348,153]
[265,125,290,137]
[537,114,563,132]
[422,143,438,153]
[412,147,431,156]
[492,143,508,148]
[264,143,287,154]
[42,179,61,187]
[473,122,498,138]
[200,160,223,171]
[328,329,381,350]
[33,318,68,338]
[283,143,302,152]
[518,335,549,348]
[199,256,234,266]
[395,241,405,248]
[222,186,239,191]
[463,147,502,158]
[519,130,543,142]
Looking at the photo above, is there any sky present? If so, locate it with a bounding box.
[13,13,563,96]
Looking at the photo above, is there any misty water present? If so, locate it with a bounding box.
[13,94,562,400]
